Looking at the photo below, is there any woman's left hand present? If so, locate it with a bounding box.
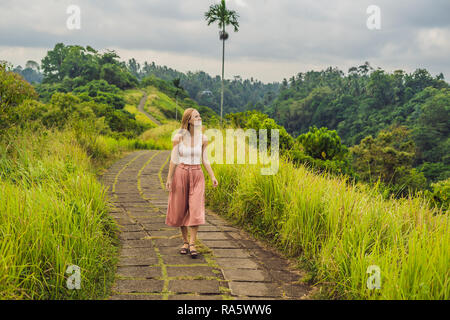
[211,177,218,188]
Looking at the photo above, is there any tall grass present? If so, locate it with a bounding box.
[206,147,449,299]
[123,89,157,127]
[139,121,180,150]
[124,104,156,127]
[0,127,121,299]
[67,119,163,170]
[143,86,183,122]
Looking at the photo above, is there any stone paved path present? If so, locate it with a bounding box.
[100,149,312,300]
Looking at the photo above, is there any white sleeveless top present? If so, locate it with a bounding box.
[178,133,203,165]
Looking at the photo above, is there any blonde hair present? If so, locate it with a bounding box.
[178,108,204,137]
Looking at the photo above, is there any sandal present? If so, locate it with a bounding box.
[179,242,189,255]
[189,243,198,259]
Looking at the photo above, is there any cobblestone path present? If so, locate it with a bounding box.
[100,149,312,300]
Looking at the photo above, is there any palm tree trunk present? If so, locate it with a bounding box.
[221,26,225,128]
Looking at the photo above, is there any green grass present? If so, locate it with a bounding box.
[143,86,184,123]
[122,89,143,106]
[0,127,142,299]
[139,121,181,150]
[124,104,156,127]
[205,140,449,300]
[123,89,158,127]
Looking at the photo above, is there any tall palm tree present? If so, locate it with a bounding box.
[172,78,183,121]
[204,0,240,127]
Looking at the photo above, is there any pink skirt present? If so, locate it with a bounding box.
[166,163,206,227]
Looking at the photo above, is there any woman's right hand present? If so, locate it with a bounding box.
[166,179,172,192]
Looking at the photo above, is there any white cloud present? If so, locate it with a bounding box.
[233,0,248,7]
[0,46,49,67]
[416,27,450,53]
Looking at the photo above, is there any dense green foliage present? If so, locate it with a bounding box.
[0,62,39,133]
[33,43,138,107]
[350,125,427,197]
[226,110,294,153]
[427,178,450,210]
[6,44,158,140]
[40,43,137,89]
[411,87,450,179]
[272,65,447,143]
[269,65,449,178]
[297,126,347,161]
[126,59,279,115]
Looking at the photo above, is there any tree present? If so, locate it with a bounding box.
[0,61,38,133]
[100,63,137,89]
[367,69,395,107]
[40,43,138,89]
[357,61,373,76]
[172,78,184,120]
[413,87,450,165]
[244,111,294,152]
[297,126,347,160]
[127,58,141,79]
[205,0,240,127]
[41,43,70,83]
[350,125,425,189]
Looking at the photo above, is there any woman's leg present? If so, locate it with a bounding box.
[180,226,189,249]
[189,226,199,250]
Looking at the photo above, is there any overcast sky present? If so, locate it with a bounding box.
[1,0,449,83]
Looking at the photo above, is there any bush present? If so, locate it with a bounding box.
[244,111,294,152]
[287,147,355,178]
[426,178,450,210]
[297,125,348,160]
[0,61,38,133]
[100,63,138,90]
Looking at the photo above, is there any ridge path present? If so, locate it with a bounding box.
[100,150,313,300]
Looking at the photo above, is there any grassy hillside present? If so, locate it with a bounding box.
[204,134,449,299]
[135,84,220,150]
[142,86,183,124]
[123,89,157,127]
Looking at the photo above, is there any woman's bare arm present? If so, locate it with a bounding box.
[166,134,181,190]
[201,135,216,181]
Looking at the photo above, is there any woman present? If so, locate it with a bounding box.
[165,108,218,258]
